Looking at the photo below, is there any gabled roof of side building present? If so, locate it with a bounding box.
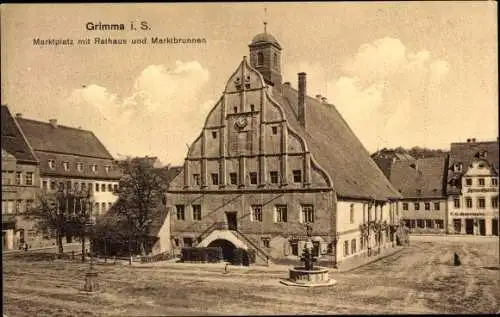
[1,105,38,163]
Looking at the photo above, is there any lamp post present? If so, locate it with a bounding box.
[83,198,98,293]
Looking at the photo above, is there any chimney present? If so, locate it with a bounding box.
[315,94,322,100]
[466,138,471,143]
[49,119,58,128]
[283,82,290,86]
[15,113,22,118]
[321,97,328,104]
[298,72,306,128]
[472,138,476,142]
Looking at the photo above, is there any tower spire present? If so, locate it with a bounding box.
[264,7,268,33]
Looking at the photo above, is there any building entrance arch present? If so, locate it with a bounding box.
[208,239,236,262]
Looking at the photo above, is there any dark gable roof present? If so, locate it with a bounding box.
[390,156,448,198]
[276,85,401,200]
[16,117,114,159]
[165,166,183,185]
[1,106,38,162]
[447,140,499,193]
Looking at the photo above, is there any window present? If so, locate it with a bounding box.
[101,184,106,192]
[425,219,433,228]
[233,106,238,113]
[101,202,106,213]
[351,239,356,254]
[293,170,302,183]
[417,219,425,228]
[492,197,498,209]
[192,205,202,221]
[42,180,48,189]
[25,200,33,211]
[77,162,83,172]
[113,184,118,192]
[63,161,69,171]
[251,205,262,222]
[270,171,279,184]
[349,204,355,224]
[50,181,56,190]
[465,178,472,186]
[262,238,270,248]
[229,172,238,185]
[176,205,185,220]
[66,180,71,190]
[95,183,100,192]
[275,205,287,222]
[465,197,472,208]
[107,184,113,192]
[92,164,98,173]
[249,172,258,185]
[193,174,200,185]
[343,240,349,256]
[424,202,430,211]
[301,205,314,223]
[402,203,408,211]
[257,52,264,65]
[477,197,486,209]
[492,178,498,186]
[434,202,440,210]
[410,220,416,228]
[59,182,65,191]
[105,165,110,173]
[273,53,278,68]
[108,202,112,209]
[25,172,33,186]
[272,126,278,135]
[15,200,21,213]
[73,182,79,191]
[211,173,219,185]
[48,160,55,169]
[404,220,410,228]
[290,241,299,256]
[454,198,460,209]
[16,172,22,185]
[212,131,217,139]
[245,83,250,89]
[183,237,193,247]
[435,220,444,229]
[414,203,420,211]
[250,104,255,112]
[478,178,485,187]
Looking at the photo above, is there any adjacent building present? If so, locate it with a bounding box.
[1,106,41,249]
[446,139,499,236]
[163,29,402,265]
[16,114,122,219]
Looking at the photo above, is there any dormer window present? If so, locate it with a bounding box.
[105,165,111,173]
[63,161,69,171]
[48,160,55,169]
[92,164,98,173]
[76,162,83,172]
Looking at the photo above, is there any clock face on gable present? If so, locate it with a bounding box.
[234,116,248,130]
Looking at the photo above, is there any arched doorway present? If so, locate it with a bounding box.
[208,239,236,262]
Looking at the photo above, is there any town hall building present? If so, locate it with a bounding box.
[162,28,403,265]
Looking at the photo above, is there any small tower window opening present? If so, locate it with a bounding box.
[234,106,238,113]
[250,104,255,112]
[257,52,264,65]
[272,126,278,135]
[273,53,278,68]
[245,83,251,89]
[212,131,217,139]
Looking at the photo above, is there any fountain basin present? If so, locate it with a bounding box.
[280,266,337,288]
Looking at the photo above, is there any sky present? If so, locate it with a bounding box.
[1,2,497,166]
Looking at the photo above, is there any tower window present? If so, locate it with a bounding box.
[250,104,255,112]
[234,106,238,113]
[272,126,278,135]
[257,52,264,65]
[212,131,217,139]
[245,83,251,89]
[273,53,278,68]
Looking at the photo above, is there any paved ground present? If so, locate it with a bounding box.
[3,237,499,316]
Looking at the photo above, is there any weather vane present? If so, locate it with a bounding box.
[264,7,268,33]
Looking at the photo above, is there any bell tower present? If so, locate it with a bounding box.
[248,22,283,90]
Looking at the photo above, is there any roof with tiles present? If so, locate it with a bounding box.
[275,84,402,201]
[1,106,38,163]
[16,117,114,159]
[389,156,449,199]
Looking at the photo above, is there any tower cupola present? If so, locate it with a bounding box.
[248,22,282,90]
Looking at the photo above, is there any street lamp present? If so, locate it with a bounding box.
[83,197,98,293]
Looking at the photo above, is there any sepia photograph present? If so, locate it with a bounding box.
[1,2,498,316]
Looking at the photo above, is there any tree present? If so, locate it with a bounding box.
[26,186,93,256]
[113,157,170,256]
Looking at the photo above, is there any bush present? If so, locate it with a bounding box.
[181,247,223,263]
